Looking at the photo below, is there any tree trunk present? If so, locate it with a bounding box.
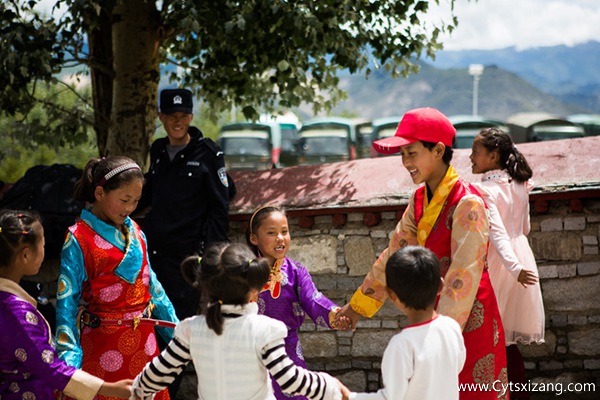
[106,0,161,168]
[88,13,114,158]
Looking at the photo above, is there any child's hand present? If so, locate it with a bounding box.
[517,269,538,288]
[337,378,351,400]
[334,304,360,330]
[99,379,133,399]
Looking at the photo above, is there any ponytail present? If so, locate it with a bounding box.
[184,242,270,335]
[478,127,532,182]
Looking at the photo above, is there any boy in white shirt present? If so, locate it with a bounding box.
[345,246,466,400]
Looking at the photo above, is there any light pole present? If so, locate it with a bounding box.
[468,64,484,116]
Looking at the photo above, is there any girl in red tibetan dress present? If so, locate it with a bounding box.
[55,157,178,400]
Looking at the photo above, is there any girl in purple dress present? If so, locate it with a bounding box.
[246,206,350,400]
[0,209,131,399]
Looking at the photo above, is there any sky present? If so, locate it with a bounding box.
[428,0,600,51]
[35,0,600,52]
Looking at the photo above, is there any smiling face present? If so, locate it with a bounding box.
[249,211,291,266]
[398,141,446,189]
[470,136,500,174]
[92,179,143,228]
[159,112,193,146]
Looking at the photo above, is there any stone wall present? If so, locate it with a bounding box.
[222,196,600,400]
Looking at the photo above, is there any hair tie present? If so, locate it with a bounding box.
[217,300,223,305]
[0,227,3,233]
[198,256,202,265]
[97,163,140,187]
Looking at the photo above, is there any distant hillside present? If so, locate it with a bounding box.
[322,62,584,121]
[426,41,600,114]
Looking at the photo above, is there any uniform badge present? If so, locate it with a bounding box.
[218,167,229,187]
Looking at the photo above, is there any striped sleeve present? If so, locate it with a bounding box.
[261,339,341,400]
[131,336,191,399]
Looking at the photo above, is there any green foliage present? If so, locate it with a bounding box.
[1,0,457,163]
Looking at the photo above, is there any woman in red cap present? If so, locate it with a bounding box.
[338,107,509,400]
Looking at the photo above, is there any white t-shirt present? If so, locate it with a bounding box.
[350,314,466,400]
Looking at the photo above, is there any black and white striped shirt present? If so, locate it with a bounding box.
[131,303,341,400]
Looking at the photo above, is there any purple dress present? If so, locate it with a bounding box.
[257,257,338,400]
[0,278,102,400]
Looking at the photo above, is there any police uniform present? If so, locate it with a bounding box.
[137,121,229,320]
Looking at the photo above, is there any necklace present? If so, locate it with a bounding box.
[263,258,283,299]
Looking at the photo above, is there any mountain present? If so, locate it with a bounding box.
[325,61,586,121]
[425,41,600,114]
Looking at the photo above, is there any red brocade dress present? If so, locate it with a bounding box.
[56,209,178,400]
[350,166,509,400]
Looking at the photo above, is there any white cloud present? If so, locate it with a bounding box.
[427,0,600,50]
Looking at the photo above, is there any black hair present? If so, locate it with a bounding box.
[477,127,532,183]
[74,156,144,203]
[385,246,441,310]
[180,242,270,335]
[245,206,286,256]
[0,209,43,269]
[421,140,454,164]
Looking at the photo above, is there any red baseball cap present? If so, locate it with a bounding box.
[372,107,456,155]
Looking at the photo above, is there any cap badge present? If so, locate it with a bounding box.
[173,95,183,105]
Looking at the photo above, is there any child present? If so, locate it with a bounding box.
[0,209,131,399]
[246,206,350,400]
[130,242,345,400]
[337,107,508,399]
[470,127,545,398]
[345,246,466,400]
[54,157,179,400]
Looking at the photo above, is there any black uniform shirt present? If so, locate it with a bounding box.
[137,127,229,255]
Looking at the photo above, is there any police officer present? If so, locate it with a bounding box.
[136,88,229,321]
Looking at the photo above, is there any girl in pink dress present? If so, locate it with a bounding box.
[470,127,545,399]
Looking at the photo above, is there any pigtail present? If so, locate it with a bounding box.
[181,255,202,288]
[506,145,533,183]
[478,127,533,183]
[195,242,271,335]
[74,158,101,203]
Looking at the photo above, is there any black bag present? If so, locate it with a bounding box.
[0,164,84,259]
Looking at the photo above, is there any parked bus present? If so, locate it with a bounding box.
[370,116,402,157]
[260,111,301,167]
[217,122,281,170]
[296,117,370,165]
[507,112,584,143]
[567,114,600,137]
[449,115,509,148]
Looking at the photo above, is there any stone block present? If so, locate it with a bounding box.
[583,235,598,245]
[567,315,588,325]
[530,232,582,261]
[539,360,563,371]
[351,330,396,358]
[336,370,367,392]
[583,359,600,370]
[557,264,577,278]
[542,275,600,312]
[568,328,600,356]
[539,218,563,232]
[300,332,338,358]
[584,246,599,255]
[288,235,338,274]
[564,217,586,231]
[577,261,600,276]
[538,265,558,279]
[344,236,376,276]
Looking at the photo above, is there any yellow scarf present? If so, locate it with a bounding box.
[417,165,459,246]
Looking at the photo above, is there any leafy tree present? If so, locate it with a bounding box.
[1,0,458,167]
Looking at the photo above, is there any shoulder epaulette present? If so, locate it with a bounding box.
[202,138,224,157]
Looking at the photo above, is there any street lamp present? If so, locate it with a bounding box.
[468,64,484,116]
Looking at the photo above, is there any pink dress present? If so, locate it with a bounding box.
[474,169,545,345]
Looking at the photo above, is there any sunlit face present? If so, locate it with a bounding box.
[470,136,499,174]
[159,112,193,146]
[398,141,442,186]
[250,211,291,266]
[24,221,45,276]
[92,179,143,228]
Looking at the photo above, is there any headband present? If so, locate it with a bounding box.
[98,163,140,187]
[249,206,271,235]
